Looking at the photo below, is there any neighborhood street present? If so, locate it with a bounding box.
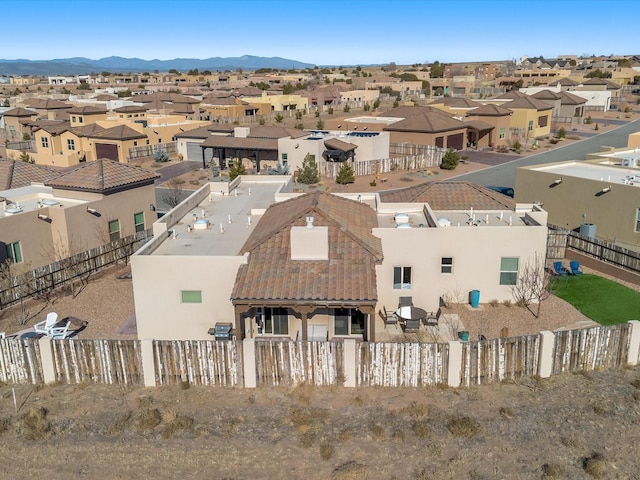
[452,118,640,188]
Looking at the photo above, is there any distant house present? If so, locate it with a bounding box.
[0,159,158,269]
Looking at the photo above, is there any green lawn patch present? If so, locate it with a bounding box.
[550,273,640,325]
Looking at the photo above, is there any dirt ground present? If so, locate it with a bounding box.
[0,366,638,479]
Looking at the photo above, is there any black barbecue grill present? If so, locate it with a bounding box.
[208,322,234,340]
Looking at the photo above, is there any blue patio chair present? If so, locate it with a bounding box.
[569,260,583,275]
[554,261,570,276]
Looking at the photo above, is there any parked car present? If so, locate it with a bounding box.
[486,186,514,198]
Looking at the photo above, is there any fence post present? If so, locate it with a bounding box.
[243,338,256,388]
[627,320,640,366]
[538,331,555,378]
[343,338,357,387]
[38,337,56,384]
[140,338,156,387]
[447,341,462,387]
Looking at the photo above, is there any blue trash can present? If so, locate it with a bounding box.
[470,290,480,308]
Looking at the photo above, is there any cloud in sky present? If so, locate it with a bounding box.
[7,0,640,65]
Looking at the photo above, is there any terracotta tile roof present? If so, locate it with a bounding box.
[174,124,235,139]
[466,104,512,117]
[72,123,105,137]
[87,124,146,141]
[232,191,382,303]
[200,136,277,150]
[506,96,553,111]
[25,99,72,110]
[3,107,37,117]
[430,97,482,108]
[531,90,562,101]
[324,138,357,152]
[583,78,620,89]
[549,77,580,87]
[557,90,586,105]
[0,159,60,190]
[67,105,108,115]
[45,158,159,194]
[233,86,263,96]
[378,181,516,210]
[30,120,71,135]
[202,96,240,106]
[383,110,466,133]
[494,90,529,100]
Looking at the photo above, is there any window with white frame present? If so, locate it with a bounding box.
[67,138,75,151]
[256,307,288,335]
[499,257,519,285]
[393,266,412,289]
[527,120,533,132]
[41,136,49,148]
[108,219,120,242]
[441,257,453,274]
[334,308,365,336]
[134,212,145,232]
[5,241,22,263]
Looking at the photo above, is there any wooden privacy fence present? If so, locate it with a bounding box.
[255,340,343,386]
[358,342,448,387]
[52,339,143,385]
[460,335,540,387]
[548,224,640,273]
[0,229,152,310]
[153,340,242,386]
[0,322,637,387]
[0,338,43,384]
[128,141,177,160]
[552,324,631,374]
[319,153,444,178]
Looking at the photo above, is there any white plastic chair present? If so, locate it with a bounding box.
[33,312,58,335]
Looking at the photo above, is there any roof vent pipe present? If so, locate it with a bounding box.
[306,215,314,228]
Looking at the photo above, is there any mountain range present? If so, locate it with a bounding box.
[0,56,316,76]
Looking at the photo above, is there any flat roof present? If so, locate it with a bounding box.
[376,208,527,228]
[151,179,288,256]
[531,161,640,186]
[0,185,86,218]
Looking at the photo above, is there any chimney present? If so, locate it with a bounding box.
[290,221,328,260]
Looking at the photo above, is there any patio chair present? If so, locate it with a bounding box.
[380,307,398,327]
[569,260,583,275]
[33,312,58,335]
[398,296,413,307]
[553,261,570,276]
[47,320,71,339]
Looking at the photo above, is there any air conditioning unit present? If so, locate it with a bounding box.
[622,158,638,168]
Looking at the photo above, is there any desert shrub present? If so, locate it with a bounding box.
[512,140,522,152]
[403,401,430,419]
[136,407,162,434]
[274,113,284,123]
[560,436,581,449]
[152,149,170,163]
[16,407,51,440]
[369,180,377,187]
[300,430,316,448]
[319,441,335,460]
[411,420,431,439]
[489,299,500,307]
[624,106,630,113]
[630,379,640,389]
[549,138,559,145]
[499,406,513,419]
[440,148,459,170]
[228,159,247,181]
[583,452,609,477]
[556,127,566,138]
[446,415,480,438]
[331,461,369,480]
[162,412,194,438]
[368,422,385,438]
[542,463,565,478]
[502,299,512,307]
[584,116,593,124]
[108,411,133,435]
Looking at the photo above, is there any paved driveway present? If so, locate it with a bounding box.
[154,161,201,185]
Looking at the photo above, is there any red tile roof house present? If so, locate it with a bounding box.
[131,178,548,342]
[0,159,158,269]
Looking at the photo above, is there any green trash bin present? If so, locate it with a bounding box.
[458,331,470,342]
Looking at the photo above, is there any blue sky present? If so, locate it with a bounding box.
[8,0,639,65]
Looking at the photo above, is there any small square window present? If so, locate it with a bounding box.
[67,139,75,151]
[441,257,453,274]
[181,290,202,303]
[393,266,412,289]
[41,137,49,148]
[5,241,22,263]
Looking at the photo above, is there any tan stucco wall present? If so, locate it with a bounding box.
[628,132,640,149]
[515,166,640,247]
[131,254,247,340]
[374,223,548,312]
[509,108,552,139]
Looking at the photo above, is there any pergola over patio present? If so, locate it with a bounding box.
[200,136,278,173]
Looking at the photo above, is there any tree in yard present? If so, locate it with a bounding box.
[161,178,186,208]
[295,110,303,120]
[274,113,284,123]
[316,119,324,129]
[335,161,355,185]
[19,151,33,163]
[393,98,400,108]
[296,153,320,184]
[373,99,380,110]
[294,123,304,130]
[556,127,566,139]
[343,104,350,113]
[228,159,247,181]
[153,149,170,163]
[509,253,552,318]
[327,107,334,114]
[440,149,459,170]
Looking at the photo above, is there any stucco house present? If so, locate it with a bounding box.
[131,177,548,342]
[0,159,158,269]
